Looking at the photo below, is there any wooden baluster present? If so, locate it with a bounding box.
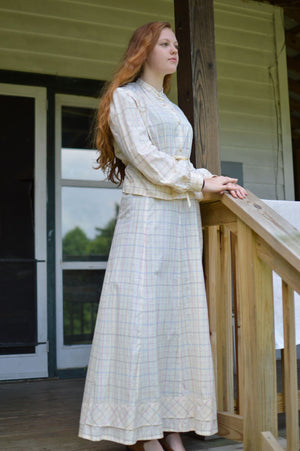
[231,232,242,415]
[203,225,220,402]
[282,281,299,451]
[237,219,277,451]
[218,225,234,413]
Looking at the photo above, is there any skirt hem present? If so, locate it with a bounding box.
[78,422,218,445]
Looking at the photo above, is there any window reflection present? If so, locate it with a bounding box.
[61,148,107,181]
[63,269,105,345]
[61,105,108,182]
[62,106,95,149]
[60,104,121,349]
[62,187,121,261]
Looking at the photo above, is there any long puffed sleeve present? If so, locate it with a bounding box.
[109,87,209,194]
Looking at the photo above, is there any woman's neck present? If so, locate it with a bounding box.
[139,72,164,93]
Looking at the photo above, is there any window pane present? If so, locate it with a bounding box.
[62,106,95,149]
[62,187,122,261]
[61,106,108,181]
[63,269,105,345]
[61,148,107,181]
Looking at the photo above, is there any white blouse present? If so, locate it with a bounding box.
[109,78,213,201]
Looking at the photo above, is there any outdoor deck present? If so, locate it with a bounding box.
[1,193,299,451]
[0,377,288,451]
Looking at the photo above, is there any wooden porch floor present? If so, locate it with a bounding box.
[0,378,287,451]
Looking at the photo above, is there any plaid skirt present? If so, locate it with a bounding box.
[79,194,217,444]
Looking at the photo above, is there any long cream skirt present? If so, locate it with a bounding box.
[79,194,217,444]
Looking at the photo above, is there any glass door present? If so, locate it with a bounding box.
[0,83,47,380]
[55,94,122,369]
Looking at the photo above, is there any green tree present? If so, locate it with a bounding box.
[63,226,89,259]
[87,204,119,257]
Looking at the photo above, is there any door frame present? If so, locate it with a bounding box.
[0,83,48,380]
[55,93,108,370]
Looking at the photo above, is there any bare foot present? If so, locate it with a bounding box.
[165,433,186,451]
[144,439,164,451]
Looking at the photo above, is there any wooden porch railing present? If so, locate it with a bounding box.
[200,191,300,451]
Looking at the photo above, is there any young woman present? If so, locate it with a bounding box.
[79,21,247,451]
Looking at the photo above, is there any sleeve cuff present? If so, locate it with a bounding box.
[190,172,204,192]
[196,168,215,179]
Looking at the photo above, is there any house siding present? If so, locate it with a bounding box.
[0,0,174,80]
[0,0,293,199]
[215,0,293,199]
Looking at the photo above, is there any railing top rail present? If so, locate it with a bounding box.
[201,190,300,272]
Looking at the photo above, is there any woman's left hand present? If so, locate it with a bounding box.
[225,183,248,199]
[203,176,248,199]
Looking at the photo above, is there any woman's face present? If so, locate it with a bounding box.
[145,28,179,77]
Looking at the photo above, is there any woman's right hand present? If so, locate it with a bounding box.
[202,176,248,199]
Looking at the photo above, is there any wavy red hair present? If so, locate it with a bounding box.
[95,21,174,184]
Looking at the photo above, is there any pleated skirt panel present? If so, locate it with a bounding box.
[79,194,217,444]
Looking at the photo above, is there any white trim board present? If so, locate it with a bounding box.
[0,83,48,380]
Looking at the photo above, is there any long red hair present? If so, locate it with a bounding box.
[95,21,173,184]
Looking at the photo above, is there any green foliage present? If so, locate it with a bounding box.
[62,203,119,260]
[63,299,98,344]
[62,226,89,258]
[62,204,119,342]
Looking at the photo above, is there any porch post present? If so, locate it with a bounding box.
[174,0,221,175]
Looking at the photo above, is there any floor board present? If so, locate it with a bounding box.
[0,378,287,451]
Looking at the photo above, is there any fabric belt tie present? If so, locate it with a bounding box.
[174,155,191,208]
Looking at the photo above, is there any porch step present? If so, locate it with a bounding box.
[182,435,287,450]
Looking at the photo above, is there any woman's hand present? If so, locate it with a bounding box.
[202,176,248,199]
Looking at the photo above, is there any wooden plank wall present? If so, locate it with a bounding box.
[0,0,293,200]
[214,0,293,200]
[0,0,174,81]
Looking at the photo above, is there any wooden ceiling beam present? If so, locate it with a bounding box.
[290,96,300,115]
[291,114,300,130]
[293,143,300,200]
[292,128,300,139]
[285,8,300,24]
[289,78,300,96]
[286,31,300,52]
[287,56,300,74]
[289,24,300,35]
[254,1,300,6]
[293,136,300,149]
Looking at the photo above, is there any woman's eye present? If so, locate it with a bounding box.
[161,42,168,46]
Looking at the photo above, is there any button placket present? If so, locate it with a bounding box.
[157,97,187,156]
